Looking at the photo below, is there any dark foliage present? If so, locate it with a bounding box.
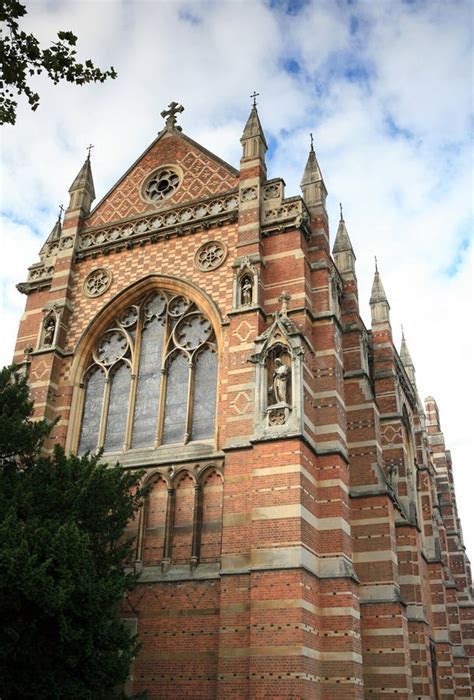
[0,0,116,125]
[0,367,145,699]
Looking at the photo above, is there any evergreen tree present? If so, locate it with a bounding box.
[0,366,145,699]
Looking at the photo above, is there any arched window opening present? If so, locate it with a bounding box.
[171,473,194,564]
[78,367,106,454]
[131,314,165,449]
[191,347,217,441]
[162,351,190,445]
[77,289,218,454]
[104,363,131,453]
[200,470,224,563]
[142,475,168,566]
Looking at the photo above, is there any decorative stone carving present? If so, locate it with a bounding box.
[263,183,281,200]
[83,268,112,298]
[175,314,212,350]
[194,241,227,272]
[268,407,287,426]
[240,186,257,202]
[232,255,260,310]
[249,293,306,436]
[142,168,181,203]
[261,197,311,240]
[76,191,239,258]
[95,331,128,365]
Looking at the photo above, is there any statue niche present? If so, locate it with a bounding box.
[232,255,260,309]
[240,274,253,307]
[266,345,292,427]
[250,291,305,435]
[41,311,57,348]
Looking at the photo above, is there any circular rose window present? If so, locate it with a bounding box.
[194,240,227,272]
[142,168,181,203]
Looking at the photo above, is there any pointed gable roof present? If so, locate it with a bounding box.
[86,128,239,228]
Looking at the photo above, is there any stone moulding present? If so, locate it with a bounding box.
[17,263,54,294]
[75,189,240,260]
[261,196,311,240]
[18,188,313,293]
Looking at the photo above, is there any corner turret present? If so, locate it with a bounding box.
[370,258,390,326]
[240,94,267,170]
[332,204,356,276]
[67,153,96,217]
[300,134,327,217]
[400,327,416,386]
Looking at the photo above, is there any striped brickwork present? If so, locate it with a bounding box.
[12,109,473,698]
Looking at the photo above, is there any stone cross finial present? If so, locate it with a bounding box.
[250,91,259,107]
[339,202,343,221]
[58,204,64,221]
[86,144,94,159]
[374,255,378,273]
[310,132,314,151]
[278,291,291,316]
[161,101,184,130]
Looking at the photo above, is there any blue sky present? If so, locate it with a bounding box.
[1,0,473,553]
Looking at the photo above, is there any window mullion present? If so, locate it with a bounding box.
[184,356,194,445]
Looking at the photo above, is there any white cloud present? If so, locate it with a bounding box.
[1,0,473,557]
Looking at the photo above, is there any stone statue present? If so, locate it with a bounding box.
[241,277,252,306]
[273,358,289,404]
[43,316,56,346]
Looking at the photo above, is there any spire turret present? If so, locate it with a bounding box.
[39,210,62,258]
[370,259,390,325]
[240,97,267,165]
[300,135,327,212]
[67,153,96,216]
[332,204,356,276]
[400,327,416,385]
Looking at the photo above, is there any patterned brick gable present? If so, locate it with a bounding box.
[86,132,239,227]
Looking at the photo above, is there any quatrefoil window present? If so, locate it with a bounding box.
[142,168,181,203]
[194,241,227,272]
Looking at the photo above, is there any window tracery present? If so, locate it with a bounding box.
[78,289,218,454]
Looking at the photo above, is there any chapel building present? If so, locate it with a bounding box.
[14,102,474,699]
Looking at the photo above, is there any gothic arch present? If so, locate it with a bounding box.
[199,468,224,564]
[67,275,223,454]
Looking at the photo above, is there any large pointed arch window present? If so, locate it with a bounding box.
[77,290,218,454]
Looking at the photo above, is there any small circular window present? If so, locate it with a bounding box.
[142,168,181,203]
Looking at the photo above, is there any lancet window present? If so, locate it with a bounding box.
[77,290,218,454]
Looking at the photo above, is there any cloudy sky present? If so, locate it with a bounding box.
[1,0,473,555]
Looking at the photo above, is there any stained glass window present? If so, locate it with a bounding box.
[191,348,217,440]
[77,288,217,454]
[78,367,105,453]
[103,363,131,452]
[131,318,164,448]
[162,353,189,445]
